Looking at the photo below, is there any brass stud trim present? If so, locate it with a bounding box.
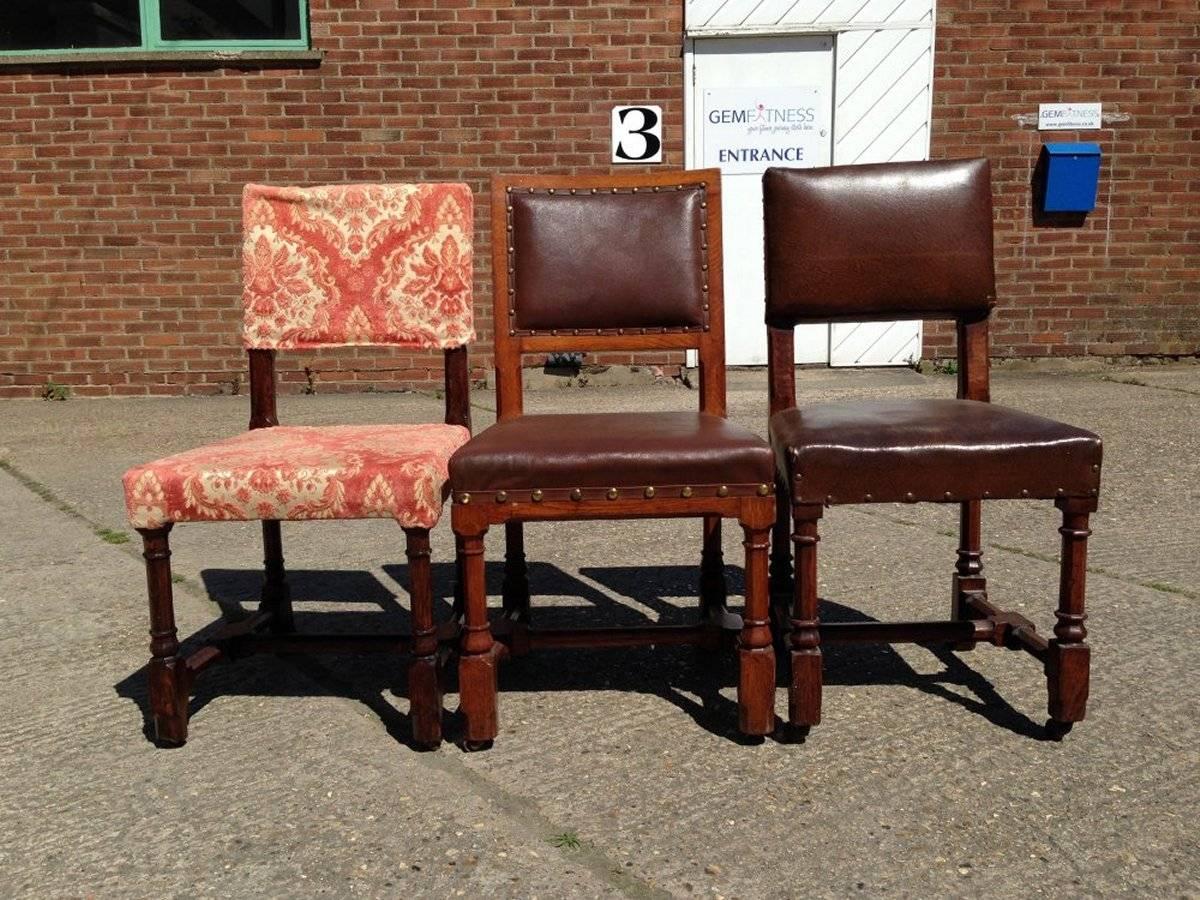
[644,486,656,499]
[495,491,508,504]
[904,492,915,502]
[570,488,582,501]
[457,493,471,505]
[531,489,543,502]
[681,486,693,498]
[756,483,770,496]
[716,485,729,497]
[607,488,619,500]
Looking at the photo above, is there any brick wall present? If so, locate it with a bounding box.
[0,1,1197,398]
[928,0,1200,360]
[0,1,685,398]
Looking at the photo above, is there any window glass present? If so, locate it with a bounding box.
[1,0,142,51]
[159,0,301,42]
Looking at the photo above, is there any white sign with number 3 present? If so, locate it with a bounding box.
[611,106,663,164]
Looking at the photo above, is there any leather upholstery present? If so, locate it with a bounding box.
[450,411,774,492]
[770,399,1102,505]
[124,423,469,529]
[763,159,995,325]
[508,187,708,332]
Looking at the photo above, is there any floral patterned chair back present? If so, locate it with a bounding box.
[241,182,474,350]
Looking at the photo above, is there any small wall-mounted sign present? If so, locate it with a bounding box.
[1038,102,1102,131]
[611,106,663,164]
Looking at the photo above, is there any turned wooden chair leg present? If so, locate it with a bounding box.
[451,532,466,622]
[260,519,294,634]
[501,520,531,623]
[788,503,823,734]
[700,515,738,631]
[137,525,189,746]
[1046,496,1094,738]
[769,483,793,637]
[457,522,498,749]
[951,500,985,651]
[738,516,776,736]
[404,528,442,749]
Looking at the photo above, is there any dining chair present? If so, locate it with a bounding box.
[447,169,778,749]
[122,181,475,749]
[762,158,1103,740]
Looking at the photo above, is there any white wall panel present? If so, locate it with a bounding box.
[687,0,933,32]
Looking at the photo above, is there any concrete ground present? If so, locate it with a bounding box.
[0,364,1197,898]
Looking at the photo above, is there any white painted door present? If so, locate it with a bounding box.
[687,36,834,366]
[827,25,933,366]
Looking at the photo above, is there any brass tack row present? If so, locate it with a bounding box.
[459,484,774,505]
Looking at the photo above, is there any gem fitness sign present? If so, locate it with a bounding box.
[702,86,828,175]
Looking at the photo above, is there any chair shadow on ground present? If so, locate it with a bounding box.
[115,561,1050,750]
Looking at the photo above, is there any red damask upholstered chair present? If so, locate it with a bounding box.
[446,170,778,750]
[122,182,475,749]
[762,159,1103,740]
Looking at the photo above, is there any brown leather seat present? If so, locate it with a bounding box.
[452,411,774,494]
[770,398,1102,505]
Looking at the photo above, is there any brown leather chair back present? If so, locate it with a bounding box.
[491,170,726,420]
[506,185,710,333]
[763,158,996,325]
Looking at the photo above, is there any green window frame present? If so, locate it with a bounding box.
[0,0,310,57]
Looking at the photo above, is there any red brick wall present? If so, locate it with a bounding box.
[0,1,685,398]
[928,0,1200,360]
[1,1,1197,398]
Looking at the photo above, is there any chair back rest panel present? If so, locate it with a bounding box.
[508,188,708,333]
[763,158,996,325]
[242,182,474,351]
[491,170,725,420]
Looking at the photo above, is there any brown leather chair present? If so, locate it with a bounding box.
[448,169,778,749]
[762,158,1102,740]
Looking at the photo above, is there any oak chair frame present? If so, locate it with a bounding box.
[137,346,471,749]
[768,310,1098,741]
[450,169,777,749]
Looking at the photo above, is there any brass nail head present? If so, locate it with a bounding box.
[531,489,543,502]
[607,488,619,500]
[756,483,770,496]
[681,486,693,498]
[716,485,729,497]
[570,488,582,501]
[644,486,656,499]
[495,491,508,503]
[458,493,470,505]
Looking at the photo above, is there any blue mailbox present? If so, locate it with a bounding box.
[1040,143,1101,213]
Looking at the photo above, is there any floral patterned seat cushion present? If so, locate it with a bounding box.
[123,424,470,530]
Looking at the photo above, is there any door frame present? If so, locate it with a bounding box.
[683,4,936,368]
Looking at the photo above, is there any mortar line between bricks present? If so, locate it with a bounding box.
[852,506,1200,601]
[0,456,668,898]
